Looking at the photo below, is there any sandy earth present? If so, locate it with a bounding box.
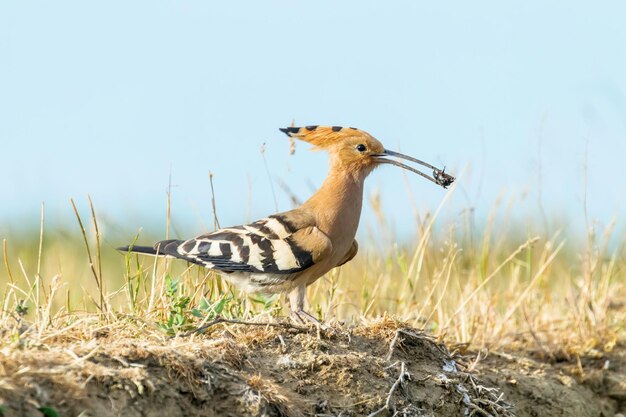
[1,321,624,417]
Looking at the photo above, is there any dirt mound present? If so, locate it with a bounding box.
[1,321,624,416]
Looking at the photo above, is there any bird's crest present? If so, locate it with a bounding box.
[279,126,371,149]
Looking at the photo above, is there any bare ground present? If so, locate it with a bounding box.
[1,320,624,417]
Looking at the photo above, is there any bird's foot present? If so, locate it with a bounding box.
[290,309,329,331]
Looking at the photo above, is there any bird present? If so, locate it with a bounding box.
[118,126,454,323]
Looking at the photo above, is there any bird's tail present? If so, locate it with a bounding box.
[117,240,182,257]
[116,245,158,255]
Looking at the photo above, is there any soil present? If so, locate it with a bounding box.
[0,320,624,417]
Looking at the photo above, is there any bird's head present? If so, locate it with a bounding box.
[279,126,455,188]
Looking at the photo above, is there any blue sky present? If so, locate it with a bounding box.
[1,1,624,242]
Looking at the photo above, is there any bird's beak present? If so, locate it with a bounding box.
[374,150,455,188]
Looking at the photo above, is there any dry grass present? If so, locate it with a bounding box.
[0,188,624,417]
[0,186,624,360]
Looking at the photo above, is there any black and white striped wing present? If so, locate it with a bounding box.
[155,215,322,275]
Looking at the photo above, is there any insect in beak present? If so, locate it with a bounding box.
[374,150,455,188]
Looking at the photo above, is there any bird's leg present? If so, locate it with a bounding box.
[288,285,307,324]
[288,285,324,326]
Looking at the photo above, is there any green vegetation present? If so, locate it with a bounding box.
[37,407,60,417]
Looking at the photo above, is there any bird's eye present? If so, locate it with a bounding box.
[356,144,367,153]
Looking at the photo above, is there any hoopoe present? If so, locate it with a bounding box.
[119,126,454,323]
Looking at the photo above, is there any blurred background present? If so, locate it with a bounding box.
[1,1,625,246]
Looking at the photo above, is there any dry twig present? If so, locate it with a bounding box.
[367,361,411,417]
[178,315,309,337]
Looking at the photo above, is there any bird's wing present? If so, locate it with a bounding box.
[337,240,358,266]
[154,213,332,275]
